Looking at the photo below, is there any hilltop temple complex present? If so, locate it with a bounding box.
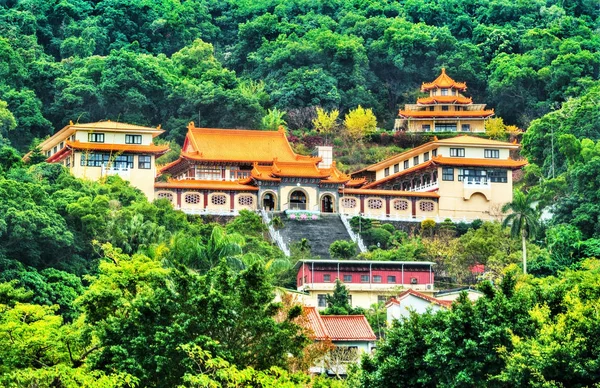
[395,68,495,133]
[34,118,526,223]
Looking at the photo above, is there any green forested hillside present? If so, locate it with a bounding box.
[2,1,600,387]
[0,0,598,149]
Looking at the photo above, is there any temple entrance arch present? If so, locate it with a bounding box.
[262,192,277,211]
[321,194,334,213]
[289,190,308,210]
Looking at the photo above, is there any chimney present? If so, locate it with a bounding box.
[315,146,333,169]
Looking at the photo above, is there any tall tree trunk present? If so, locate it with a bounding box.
[522,229,527,274]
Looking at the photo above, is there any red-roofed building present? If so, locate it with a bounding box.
[296,259,436,310]
[303,307,376,376]
[304,307,376,352]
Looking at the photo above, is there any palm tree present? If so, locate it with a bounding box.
[502,190,540,274]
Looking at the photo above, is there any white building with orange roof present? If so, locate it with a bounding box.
[29,120,169,198]
[156,123,361,215]
[386,289,453,324]
[395,68,494,133]
[349,135,527,221]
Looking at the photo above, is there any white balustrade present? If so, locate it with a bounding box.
[408,180,439,192]
[340,214,367,253]
[101,166,130,179]
[260,210,290,257]
[463,178,491,188]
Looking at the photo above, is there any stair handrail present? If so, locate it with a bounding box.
[260,210,290,257]
[340,214,367,253]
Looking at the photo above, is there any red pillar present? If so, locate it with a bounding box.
[411,198,417,218]
[176,190,182,208]
[230,192,235,211]
[360,196,365,214]
[203,191,209,209]
[385,197,390,216]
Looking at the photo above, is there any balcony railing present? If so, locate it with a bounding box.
[101,166,130,179]
[463,178,490,188]
[288,203,307,210]
[409,180,439,192]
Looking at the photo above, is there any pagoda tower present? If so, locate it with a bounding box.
[395,68,494,133]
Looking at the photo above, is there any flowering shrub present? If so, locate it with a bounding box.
[311,215,318,220]
[300,214,308,220]
[289,214,296,220]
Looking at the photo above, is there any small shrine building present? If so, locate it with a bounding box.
[395,68,494,133]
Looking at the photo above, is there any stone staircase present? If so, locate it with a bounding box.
[278,214,354,259]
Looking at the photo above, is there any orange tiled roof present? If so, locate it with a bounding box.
[345,177,367,187]
[362,160,436,189]
[271,160,330,178]
[35,120,165,156]
[352,135,520,176]
[158,157,185,173]
[398,109,494,118]
[319,161,352,183]
[432,155,527,169]
[421,68,467,91]
[303,307,376,341]
[69,121,164,137]
[387,289,453,308]
[341,188,440,198]
[154,179,258,191]
[183,124,319,164]
[66,140,170,155]
[434,135,518,147]
[321,315,377,341]
[251,164,281,181]
[304,307,329,340]
[416,95,473,105]
[249,161,351,183]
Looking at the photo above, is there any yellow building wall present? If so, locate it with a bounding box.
[363,196,386,216]
[389,198,412,217]
[74,131,154,145]
[181,192,204,209]
[155,190,177,206]
[437,167,512,221]
[339,196,360,215]
[374,153,432,181]
[279,185,319,212]
[436,145,510,159]
[414,199,438,218]
[206,192,230,211]
[234,193,258,211]
[71,152,157,199]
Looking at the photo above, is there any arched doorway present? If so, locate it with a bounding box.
[321,194,334,213]
[289,190,307,210]
[262,192,276,211]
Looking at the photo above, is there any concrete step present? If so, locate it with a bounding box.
[278,215,354,259]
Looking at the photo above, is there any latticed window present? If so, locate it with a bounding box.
[238,195,254,206]
[367,199,383,210]
[184,193,201,204]
[157,192,174,202]
[393,200,409,211]
[419,201,435,212]
[211,194,227,205]
[342,198,357,208]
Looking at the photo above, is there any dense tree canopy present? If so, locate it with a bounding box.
[0,0,597,150]
[1,1,600,386]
